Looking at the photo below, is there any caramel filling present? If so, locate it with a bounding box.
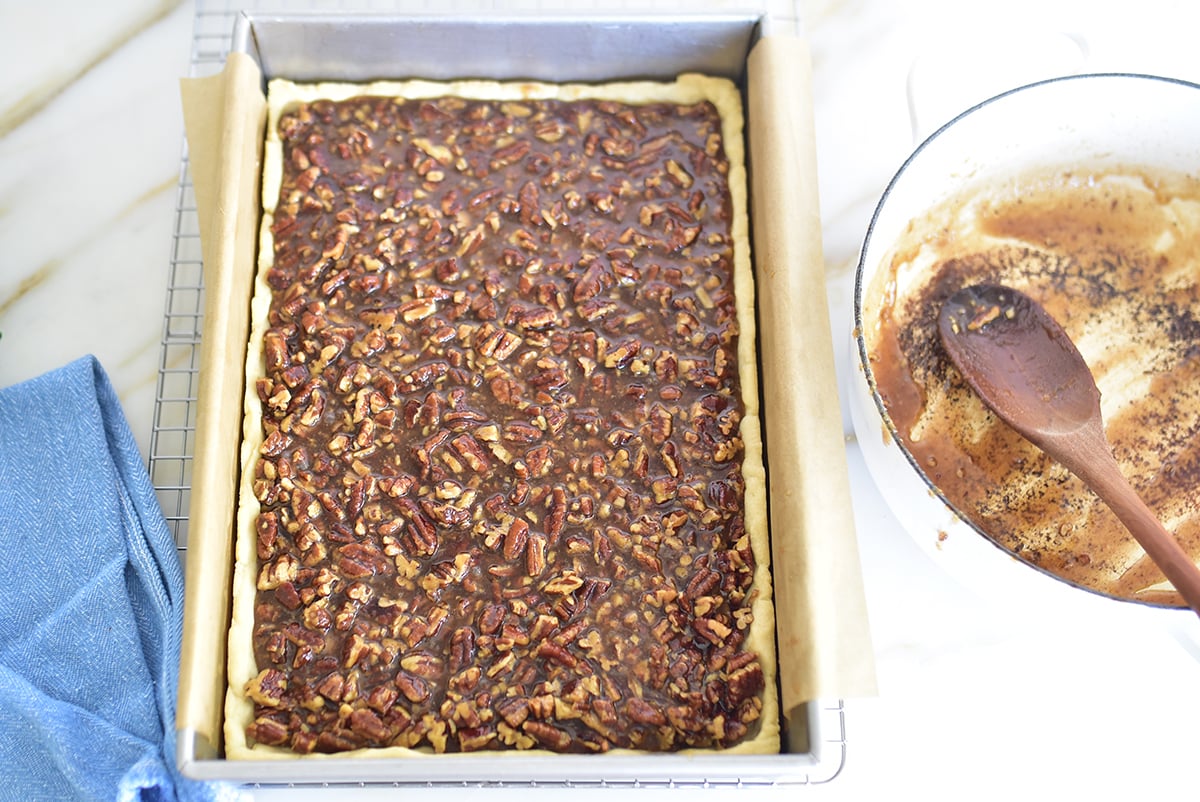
[232,86,774,756]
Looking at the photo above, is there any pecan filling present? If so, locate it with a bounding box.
[245,94,764,754]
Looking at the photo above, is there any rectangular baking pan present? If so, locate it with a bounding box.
[178,9,842,786]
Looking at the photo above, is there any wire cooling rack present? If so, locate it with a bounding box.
[148,0,847,787]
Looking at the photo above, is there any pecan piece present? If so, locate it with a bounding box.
[541,570,584,596]
[516,305,556,331]
[395,672,431,703]
[533,119,567,142]
[578,297,618,322]
[449,627,477,673]
[245,669,287,708]
[572,259,609,303]
[626,697,667,727]
[603,338,640,369]
[503,518,530,561]
[257,554,298,590]
[526,532,548,576]
[447,433,491,473]
[248,716,290,746]
[315,673,345,702]
[349,708,391,742]
[686,567,721,600]
[662,158,693,189]
[726,661,765,706]
[502,420,543,443]
[495,696,531,728]
[478,603,507,635]
[693,616,733,645]
[545,486,566,543]
[366,685,399,714]
[406,513,439,556]
[523,720,572,752]
[458,725,498,752]
[400,651,444,680]
[336,542,391,578]
[536,640,577,668]
[256,512,279,560]
[260,429,292,458]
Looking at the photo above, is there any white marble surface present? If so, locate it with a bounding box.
[3,0,1199,799]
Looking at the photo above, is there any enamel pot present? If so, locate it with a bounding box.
[850,73,1200,633]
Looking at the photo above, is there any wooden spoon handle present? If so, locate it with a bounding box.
[1076,451,1200,617]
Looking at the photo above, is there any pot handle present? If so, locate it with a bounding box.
[905,29,1090,145]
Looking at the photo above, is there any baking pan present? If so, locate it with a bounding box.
[177,9,872,786]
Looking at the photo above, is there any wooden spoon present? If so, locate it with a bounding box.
[938,282,1200,616]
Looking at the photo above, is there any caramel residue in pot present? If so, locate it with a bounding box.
[864,166,1200,607]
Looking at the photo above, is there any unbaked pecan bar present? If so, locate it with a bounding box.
[226,76,777,757]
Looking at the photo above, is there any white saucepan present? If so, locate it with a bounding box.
[851,73,1200,634]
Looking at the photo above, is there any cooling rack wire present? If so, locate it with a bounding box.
[148,0,846,787]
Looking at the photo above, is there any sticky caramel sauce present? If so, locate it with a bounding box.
[864,167,1200,606]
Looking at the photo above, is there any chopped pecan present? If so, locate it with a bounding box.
[449,627,476,673]
[400,652,444,679]
[626,697,667,727]
[726,661,765,706]
[503,518,529,561]
[245,669,287,708]
[395,672,431,703]
[526,532,548,576]
[248,716,290,746]
[349,708,391,742]
[537,640,577,668]
[502,420,543,443]
[523,720,571,752]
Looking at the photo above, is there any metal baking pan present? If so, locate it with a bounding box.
[179,9,844,787]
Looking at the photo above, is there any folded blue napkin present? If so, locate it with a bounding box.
[0,357,241,802]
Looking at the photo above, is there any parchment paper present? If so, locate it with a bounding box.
[746,37,877,720]
[177,52,265,759]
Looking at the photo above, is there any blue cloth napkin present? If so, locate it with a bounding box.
[0,357,241,802]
